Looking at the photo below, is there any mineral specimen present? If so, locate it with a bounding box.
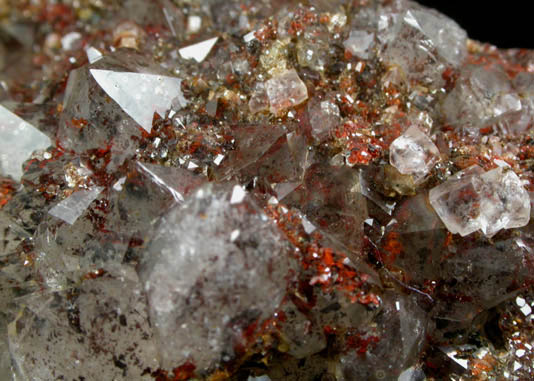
[2,0,534,380]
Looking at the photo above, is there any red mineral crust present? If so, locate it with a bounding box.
[1,1,534,380]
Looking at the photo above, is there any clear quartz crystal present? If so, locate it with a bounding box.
[389,125,440,183]
[442,65,522,131]
[265,69,308,115]
[429,165,530,237]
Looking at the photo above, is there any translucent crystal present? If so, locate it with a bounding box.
[265,69,308,115]
[140,183,293,371]
[48,186,104,225]
[137,162,205,204]
[8,267,159,380]
[278,301,327,359]
[0,105,51,181]
[59,52,167,152]
[389,126,440,183]
[429,166,530,237]
[296,26,331,71]
[248,82,270,114]
[308,96,341,141]
[90,69,183,133]
[343,30,375,59]
[0,212,29,257]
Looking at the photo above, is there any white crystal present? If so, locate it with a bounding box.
[178,37,218,63]
[265,69,308,115]
[0,105,51,181]
[90,70,183,133]
[187,15,202,34]
[429,166,530,237]
[343,30,375,59]
[389,126,440,183]
[49,186,104,225]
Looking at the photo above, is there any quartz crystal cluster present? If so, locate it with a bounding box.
[2,0,534,380]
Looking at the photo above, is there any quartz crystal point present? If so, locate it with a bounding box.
[429,165,530,237]
[140,183,294,371]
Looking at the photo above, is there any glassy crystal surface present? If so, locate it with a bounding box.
[2,0,534,380]
[430,165,530,237]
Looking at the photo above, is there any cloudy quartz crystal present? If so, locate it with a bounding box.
[389,125,440,183]
[141,183,293,371]
[4,0,534,379]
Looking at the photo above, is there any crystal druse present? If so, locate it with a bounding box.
[2,0,534,380]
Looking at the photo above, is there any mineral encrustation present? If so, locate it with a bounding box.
[2,1,534,380]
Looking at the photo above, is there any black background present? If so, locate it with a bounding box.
[416,1,532,49]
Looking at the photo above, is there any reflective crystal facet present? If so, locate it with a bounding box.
[429,166,530,236]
